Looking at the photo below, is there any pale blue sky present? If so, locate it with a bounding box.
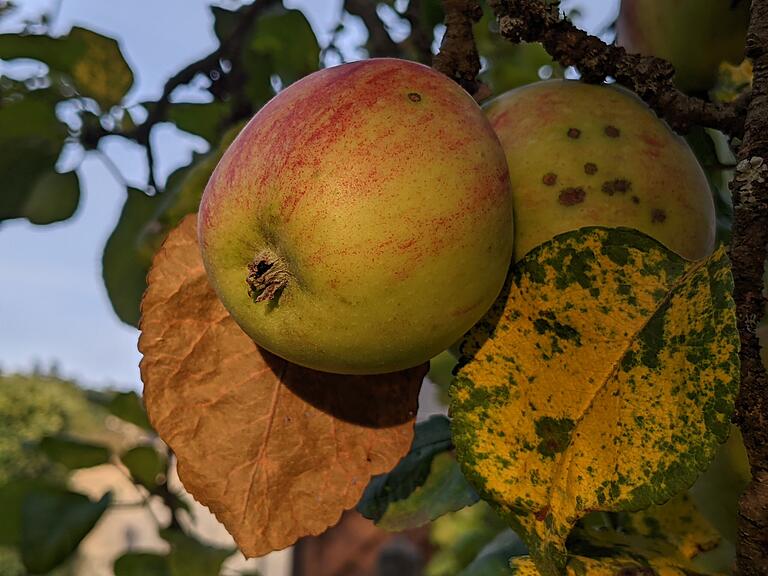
[0,0,617,389]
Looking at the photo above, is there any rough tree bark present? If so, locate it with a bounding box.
[731,1,768,572]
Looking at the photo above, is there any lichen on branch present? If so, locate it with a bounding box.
[486,0,747,137]
[433,0,485,97]
[730,1,768,573]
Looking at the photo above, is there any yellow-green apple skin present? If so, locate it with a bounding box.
[616,0,748,93]
[484,80,715,262]
[198,59,514,375]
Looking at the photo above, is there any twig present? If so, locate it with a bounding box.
[344,0,401,58]
[402,0,434,64]
[433,0,484,97]
[487,0,747,137]
[730,0,768,572]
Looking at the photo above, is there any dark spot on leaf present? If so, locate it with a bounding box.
[567,128,581,139]
[542,172,558,186]
[558,187,586,206]
[407,92,421,102]
[535,416,575,458]
[605,125,621,138]
[534,507,550,521]
[651,208,667,223]
[584,162,598,175]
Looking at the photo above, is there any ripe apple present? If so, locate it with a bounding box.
[484,80,716,262]
[616,0,748,93]
[198,58,514,375]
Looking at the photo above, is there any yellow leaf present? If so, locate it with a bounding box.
[450,227,739,575]
[69,27,133,109]
[139,215,426,556]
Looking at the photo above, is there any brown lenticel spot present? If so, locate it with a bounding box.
[567,128,581,139]
[584,162,598,175]
[407,92,422,102]
[601,178,632,196]
[631,195,640,204]
[558,187,586,206]
[604,125,620,138]
[651,208,667,223]
[542,172,558,186]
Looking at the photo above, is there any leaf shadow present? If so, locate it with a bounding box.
[262,349,425,429]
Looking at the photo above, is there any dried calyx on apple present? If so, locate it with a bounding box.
[198,58,515,375]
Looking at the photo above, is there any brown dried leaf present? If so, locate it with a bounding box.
[139,215,425,557]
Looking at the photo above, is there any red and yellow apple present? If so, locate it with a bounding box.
[616,0,748,93]
[484,80,716,261]
[198,59,514,374]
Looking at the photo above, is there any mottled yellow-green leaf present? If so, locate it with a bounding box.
[450,227,739,576]
[0,27,133,108]
[615,493,720,560]
[509,552,719,576]
[68,27,133,108]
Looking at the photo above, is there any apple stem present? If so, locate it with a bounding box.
[246,249,290,303]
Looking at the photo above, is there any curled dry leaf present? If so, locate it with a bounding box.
[139,215,425,557]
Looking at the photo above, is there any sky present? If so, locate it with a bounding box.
[0,0,617,390]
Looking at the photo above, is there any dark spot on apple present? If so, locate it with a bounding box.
[605,125,621,138]
[601,178,632,196]
[558,187,586,205]
[567,128,581,139]
[543,172,558,186]
[651,208,667,223]
[407,92,422,102]
[584,162,598,175]
[631,195,640,204]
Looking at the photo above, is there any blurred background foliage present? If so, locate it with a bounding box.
[0,0,755,573]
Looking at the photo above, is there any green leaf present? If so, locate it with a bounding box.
[120,445,166,488]
[457,530,526,576]
[428,349,459,404]
[114,552,170,576]
[250,9,320,85]
[0,89,69,225]
[690,426,751,546]
[21,170,80,225]
[0,480,61,547]
[158,101,231,143]
[38,435,110,470]
[20,488,111,574]
[102,390,153,430]
[376,452,478,531]
[102,188,162,327]
[358,415,452,521]
[451,227,739,576]
[0,26,133,107]
[161,529,233,576]
[426,502,509,576]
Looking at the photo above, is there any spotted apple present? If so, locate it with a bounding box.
[198,59,514,374]
[484,80,715,262]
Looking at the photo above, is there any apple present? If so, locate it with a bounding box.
[198,58,514,375]
[616,0,748,93]
[484,80,716,262]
